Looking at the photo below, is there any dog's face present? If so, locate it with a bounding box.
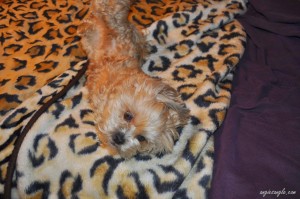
[93,78,190,158]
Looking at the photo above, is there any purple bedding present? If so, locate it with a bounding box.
[210,0,300,198]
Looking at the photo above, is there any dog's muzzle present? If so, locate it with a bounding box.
[112,132,125,145]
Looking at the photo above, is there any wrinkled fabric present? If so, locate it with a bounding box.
[211,0,300,198]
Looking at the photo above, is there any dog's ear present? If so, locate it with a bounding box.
[156,84,190,126]
[155,84,190,154]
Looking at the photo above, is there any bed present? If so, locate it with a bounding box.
[210,0,300,198]
[1,0,298,198]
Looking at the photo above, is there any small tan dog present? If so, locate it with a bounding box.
[79,0,190,158]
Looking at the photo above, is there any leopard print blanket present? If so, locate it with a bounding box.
[0,0,247,198]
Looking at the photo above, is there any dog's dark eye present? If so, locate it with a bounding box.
[136,135,146,142]
[123,111,133,122]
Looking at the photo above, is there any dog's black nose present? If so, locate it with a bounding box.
[112,132,125,145]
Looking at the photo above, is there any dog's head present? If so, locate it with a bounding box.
[94,78,190,158]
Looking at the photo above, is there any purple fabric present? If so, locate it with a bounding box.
[210,0,300,198]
